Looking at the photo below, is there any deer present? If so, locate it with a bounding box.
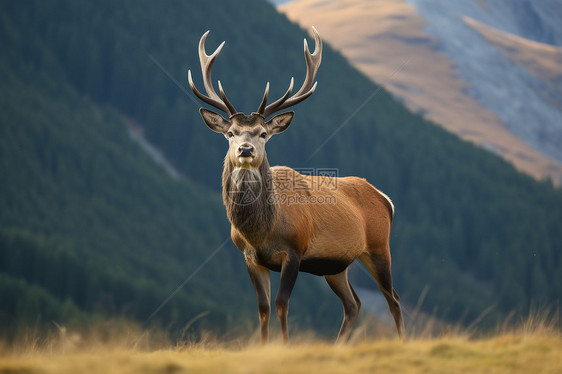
[187,27,405,344]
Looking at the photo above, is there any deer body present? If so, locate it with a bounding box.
[226,164,393,274]
[188,28,404,343]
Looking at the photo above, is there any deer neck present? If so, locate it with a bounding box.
[222,156,276,246]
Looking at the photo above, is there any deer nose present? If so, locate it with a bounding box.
[238,145,254,157]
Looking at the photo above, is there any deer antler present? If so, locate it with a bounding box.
[257,26,322,119]
[188,31,237,117]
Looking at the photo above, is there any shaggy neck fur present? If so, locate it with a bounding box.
[222,156,276,246]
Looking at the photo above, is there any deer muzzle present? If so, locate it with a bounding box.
[238,144,254,158]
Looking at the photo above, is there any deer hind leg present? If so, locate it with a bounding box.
[275,253,300,344]
[325,268,361,344]
[359,250,405,338]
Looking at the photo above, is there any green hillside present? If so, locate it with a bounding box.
[1,0,561,338]
[0,60,245,335]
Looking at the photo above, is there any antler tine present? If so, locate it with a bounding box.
[199,31,224,101]
[188,69,228,113]
[263,26,322,118]
[256,82,270,115]
[295,26,322,97]
[218,80,237,115]
[188,31,236,116]
[262,78,294,118]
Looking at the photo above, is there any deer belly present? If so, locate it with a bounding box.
[250,245,354,275]
[299,242,359,275]
[299,257,352,275]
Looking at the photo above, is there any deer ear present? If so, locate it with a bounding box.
[199,108,231,133]
[265,111,294,135]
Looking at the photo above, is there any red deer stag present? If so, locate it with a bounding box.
[187,27,405,343]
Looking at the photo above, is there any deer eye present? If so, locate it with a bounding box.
[260,132,267,139]
[227,131,234,138]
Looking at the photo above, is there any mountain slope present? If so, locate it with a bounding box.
[407,0,562,169]
[464,17,562,82]
[1,0,561,335]
[280,0,562,183]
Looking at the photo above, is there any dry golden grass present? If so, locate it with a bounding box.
[464,16,562,81]
[1,313,560,374]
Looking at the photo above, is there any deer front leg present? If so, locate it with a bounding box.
[275,253,300,344]
[246,262,271,344]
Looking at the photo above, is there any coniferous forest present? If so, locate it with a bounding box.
[1,0,561,339]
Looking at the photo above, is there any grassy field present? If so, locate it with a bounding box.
[1,317,560,374]
[1,336,561,374]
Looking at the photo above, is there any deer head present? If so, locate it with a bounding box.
[188,27,322,170]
